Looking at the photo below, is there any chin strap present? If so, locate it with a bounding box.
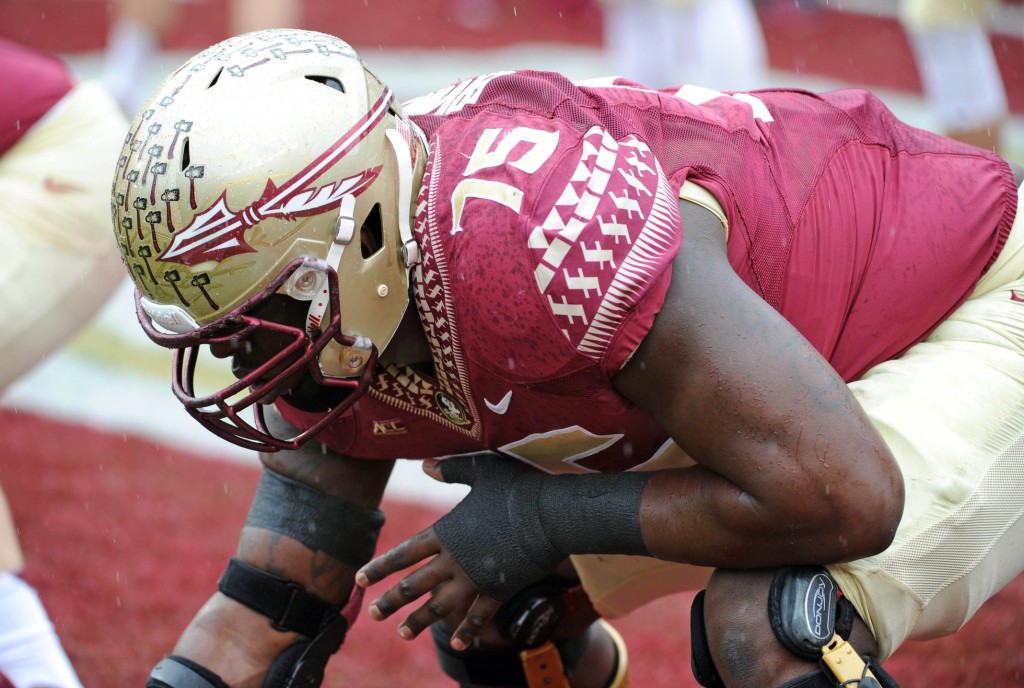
[384,126,420,268]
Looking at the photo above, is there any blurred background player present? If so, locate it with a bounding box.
[0,38,127,688]
[102,0,303,115]
[900,0,1008,152]
[597,0,768,90]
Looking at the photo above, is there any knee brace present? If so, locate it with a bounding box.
[149,467,385,688]
[147,559,362,688]
[769,567,898,687]
[432,576,629,688]
[689,567,899,688]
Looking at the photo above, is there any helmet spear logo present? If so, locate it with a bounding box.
[158,89,393,267]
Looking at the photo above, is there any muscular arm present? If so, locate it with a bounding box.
[356,200,905,651]
[613,199,904,566]
[171,408,395,687]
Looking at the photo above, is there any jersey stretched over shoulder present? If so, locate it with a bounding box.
[278,70,1017,473]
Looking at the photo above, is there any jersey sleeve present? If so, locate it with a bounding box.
[416,72,684,383]
[523,124,682,377]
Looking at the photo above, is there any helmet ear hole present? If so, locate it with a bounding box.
[360,204,383,259]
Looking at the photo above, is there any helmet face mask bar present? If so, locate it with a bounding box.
[111,29,426,452]
[137,257,378,452]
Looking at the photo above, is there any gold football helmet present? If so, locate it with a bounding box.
[110,28,426,450]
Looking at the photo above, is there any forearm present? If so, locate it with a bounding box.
[637,464,874,568]
[534,459,895,570]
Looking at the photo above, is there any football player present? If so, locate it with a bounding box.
[113,29,1024,688]
[0,38,127,688]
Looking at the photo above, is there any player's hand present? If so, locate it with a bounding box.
[356,453,567,649]
[355,522,503,650]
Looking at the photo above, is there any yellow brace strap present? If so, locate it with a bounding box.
[820,633,879,686]
[520,621,630,688]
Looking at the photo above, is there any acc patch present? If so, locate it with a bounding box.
[372,419,407,436]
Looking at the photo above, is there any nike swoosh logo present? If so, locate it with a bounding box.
[484,390,513,415]
[1012,290,1024,303]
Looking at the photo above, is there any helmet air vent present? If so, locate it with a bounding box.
[180,138,191,170]
[306,75,344,93]
[207,66,224,88]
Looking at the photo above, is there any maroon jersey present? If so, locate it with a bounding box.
[0,40,73,156]
[279,71,1017,473]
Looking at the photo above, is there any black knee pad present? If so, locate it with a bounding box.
[690,569,895,688]
[222,558,351,688]
[768,567,898,688]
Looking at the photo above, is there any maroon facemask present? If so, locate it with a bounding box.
[136,257,377,452]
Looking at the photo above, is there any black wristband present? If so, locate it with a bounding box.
[535,471,652,557]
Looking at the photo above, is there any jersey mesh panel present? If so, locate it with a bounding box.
[876,430,1024,604]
